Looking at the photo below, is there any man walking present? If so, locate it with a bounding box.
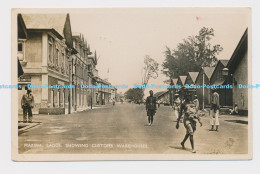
[146,90,157,126]
[176,97,202,153]
[210,89,220,131]
[21,88,34,123]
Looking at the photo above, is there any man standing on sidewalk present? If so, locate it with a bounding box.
[210,89,220,131]
[21,88,34,123]
[146,90,157,126]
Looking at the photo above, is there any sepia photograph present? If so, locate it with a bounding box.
[12,7,251,161]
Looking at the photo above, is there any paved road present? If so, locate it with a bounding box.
[19,103,248,154]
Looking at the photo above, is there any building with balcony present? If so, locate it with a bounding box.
[17,14,77,115]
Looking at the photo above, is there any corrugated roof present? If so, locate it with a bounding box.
[22,14,67,38]
[203,67,215,79]
[154,90,168,98]
[188,72,199,83]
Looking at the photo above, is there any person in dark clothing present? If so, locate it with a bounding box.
[176,97,202,153]
[146,90,157,126]
[21,88,35,123]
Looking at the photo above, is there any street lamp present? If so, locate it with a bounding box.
[222,67,229,77]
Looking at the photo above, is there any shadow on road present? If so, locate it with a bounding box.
[225,120,248,125]
[168,146,192,153]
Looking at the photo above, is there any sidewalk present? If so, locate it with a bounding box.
[199,108,248,124]
[18,103,114,122]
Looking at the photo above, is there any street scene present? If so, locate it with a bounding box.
[14,8,251,159]
[18,103,248,154]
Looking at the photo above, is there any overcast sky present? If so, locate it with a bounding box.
[70,8,250,95]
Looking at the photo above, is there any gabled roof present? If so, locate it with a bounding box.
[210,59,230,84]
[18,14,27,39]
[187,72,199,83]
[178,76,187,86]
[195,67,215,83]
[22,14,74,48]
[172,78,178,85]
[22,14,67,37]
[203,67,215,79]
[227,28,248,74]
[219,60,229,67]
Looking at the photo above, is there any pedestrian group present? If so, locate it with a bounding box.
[145,89,220,153]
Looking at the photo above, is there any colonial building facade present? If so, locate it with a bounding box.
[18,14,76,115]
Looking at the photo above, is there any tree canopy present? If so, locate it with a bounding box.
[124,88,144,102]
[162,27,223,78]
[142,55,159,85]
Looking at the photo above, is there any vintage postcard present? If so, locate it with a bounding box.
[12,8,252,161]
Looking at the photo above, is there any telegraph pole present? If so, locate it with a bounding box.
[202,67,205,110]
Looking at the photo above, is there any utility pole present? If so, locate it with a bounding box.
[91,86,93,109]
[202,67,205,110]
[68,51,72,114]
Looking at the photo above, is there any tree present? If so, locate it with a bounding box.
[162,27,223,78]
[142,55,159,85]
[124,88,144,102]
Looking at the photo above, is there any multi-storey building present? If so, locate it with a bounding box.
[71,33,91,111]
[18,14,77,115]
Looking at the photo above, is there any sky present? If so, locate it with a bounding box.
[70,8,250,96]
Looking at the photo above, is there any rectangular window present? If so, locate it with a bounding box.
[18,43,23,52]
[55,47,59,66]
[48,37,53,63]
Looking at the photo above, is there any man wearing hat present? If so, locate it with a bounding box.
[210,88,220,131]
[21,87,35,123]
[145,90,157,126]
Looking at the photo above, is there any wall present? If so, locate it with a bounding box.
[25,32,42,67]
[196,70,211,106]
[232,51,248,111]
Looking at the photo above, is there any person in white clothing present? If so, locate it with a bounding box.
[210,89,220,131]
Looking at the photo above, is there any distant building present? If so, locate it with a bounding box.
[86,51,99,107]
[154,90,170,104]
[210,60,232,107]
[195,67,215,107]
[227,28,248,115]
[96,77,112,105]
[111,88,117,101]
